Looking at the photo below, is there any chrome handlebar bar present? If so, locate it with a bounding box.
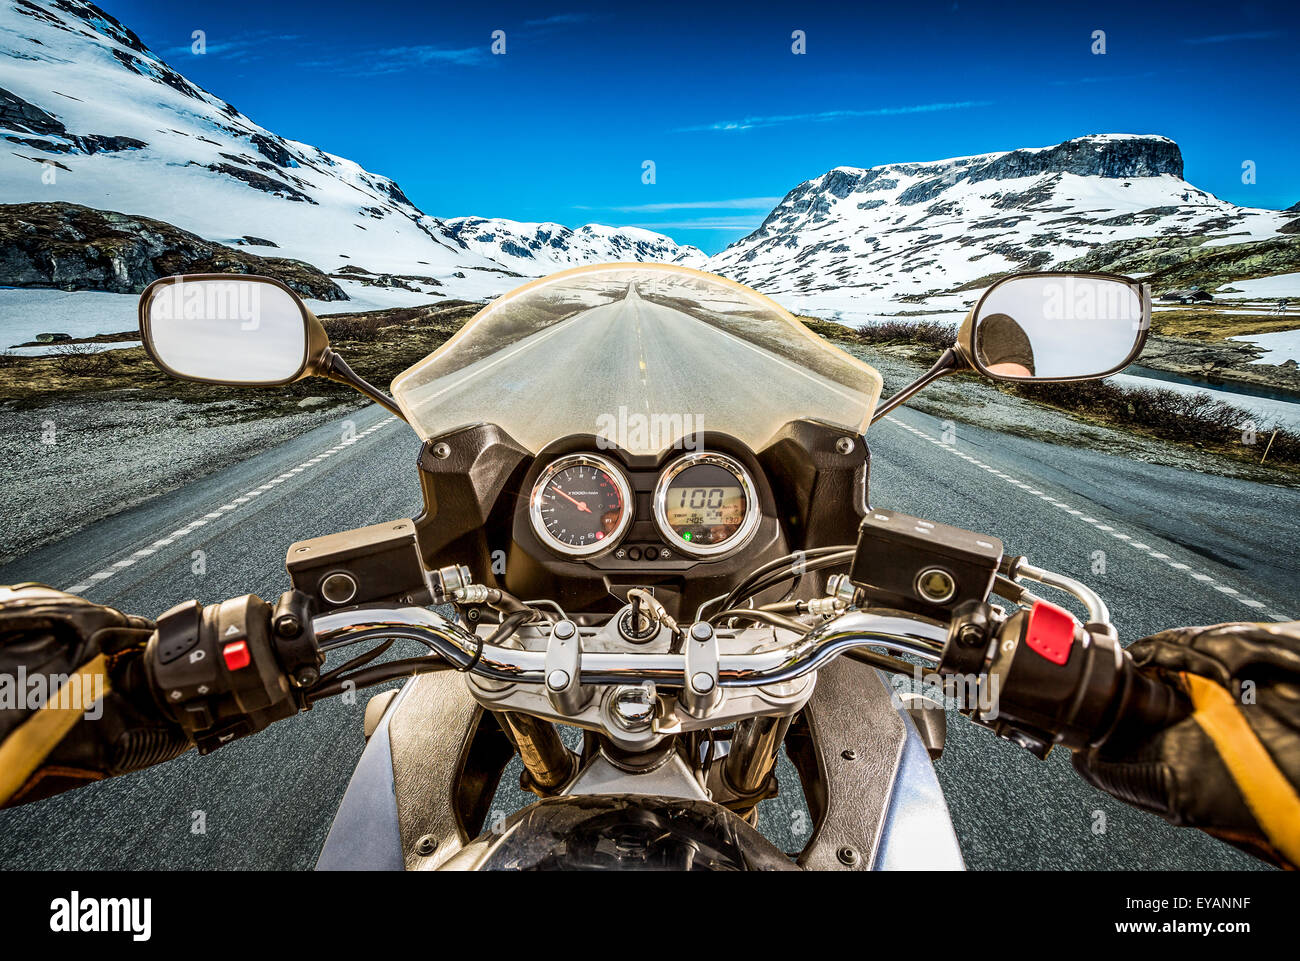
[311,555,1109,688]
[312,606,948,688]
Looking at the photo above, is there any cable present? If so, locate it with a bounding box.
[305,656,453,703]
[709,608,811,634]
[724,545,853,610]
[317,639,394,686]
[843,647,925,677]
[726,549,856,612]
[308,607,534,702]
[727,548,855,607]
[460,609,533,675]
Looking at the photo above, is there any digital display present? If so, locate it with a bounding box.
[665,486,744,527]
[663,463,749,546]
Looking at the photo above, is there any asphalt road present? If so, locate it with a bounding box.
[401,284,871,452]
[0,382,1294,869]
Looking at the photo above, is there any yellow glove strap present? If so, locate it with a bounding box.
[1185,672,1300,866]
[0,654,110,805]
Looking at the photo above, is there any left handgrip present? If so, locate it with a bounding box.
[146,593,308,754]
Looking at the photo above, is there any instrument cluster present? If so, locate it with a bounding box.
[527,449,762,563]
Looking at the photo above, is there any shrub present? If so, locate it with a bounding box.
[50,344,119,377]
[1008,380,1299,465]
[854,319,955,352]
[321,315,384,342]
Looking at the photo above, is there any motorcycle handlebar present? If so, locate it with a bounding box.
[310,605,949,688]
[143,571,1186,762]
[311,599,1190,756]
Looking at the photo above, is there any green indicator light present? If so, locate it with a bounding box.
[682,531,693,541]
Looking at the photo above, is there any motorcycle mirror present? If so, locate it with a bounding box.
[139,274,406,419]
[958,272,1151,382]
[139,274,327,386]
[871,271,1151,424]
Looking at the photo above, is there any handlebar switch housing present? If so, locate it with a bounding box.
[146,595,301,754]
[272,590,324,688]
[976,601,1131,754]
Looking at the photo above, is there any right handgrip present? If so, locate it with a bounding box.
[1096,658,1192,751]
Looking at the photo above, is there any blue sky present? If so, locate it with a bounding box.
[111,0,1297,253]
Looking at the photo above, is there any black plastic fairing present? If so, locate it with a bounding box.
[409,419,871,623]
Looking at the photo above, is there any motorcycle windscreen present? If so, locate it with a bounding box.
[391,264,883,455]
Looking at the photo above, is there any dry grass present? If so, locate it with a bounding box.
[1151,305,1300,341]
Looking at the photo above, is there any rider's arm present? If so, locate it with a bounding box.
[1072,621,1300,869]
[0,584,310,808]
[0,584,191,807]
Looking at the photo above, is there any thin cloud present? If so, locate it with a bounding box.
[301,43,488,75]
[1049,70,1161,86]
[165,32,302,62]
[1183,30,1283,44]
[576,197,782,213]
[525,13,595,26]
[623,216,770,231]
[679,100,993,132]
[297,15,591,76]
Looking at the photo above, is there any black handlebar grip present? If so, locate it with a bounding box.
[1097,654,1192,751]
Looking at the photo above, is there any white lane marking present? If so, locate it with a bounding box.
[883,415,1291,622]
[65,418,396,594]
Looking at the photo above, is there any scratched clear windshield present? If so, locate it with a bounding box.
[391,264,883,455]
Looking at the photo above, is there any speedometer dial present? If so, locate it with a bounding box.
[653,452,760,558]
[529,454,632,557]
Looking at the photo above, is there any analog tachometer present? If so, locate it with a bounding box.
[529,454,632,557]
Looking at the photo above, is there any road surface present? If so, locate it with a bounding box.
[0,354,1294,869]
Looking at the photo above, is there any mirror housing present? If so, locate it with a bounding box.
[872,271,1151,424]
[139,273,405,419]
[956,271,1151,382]
[139,274,331,386]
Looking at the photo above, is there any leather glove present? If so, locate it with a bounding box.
[0,584,191,807]
[1073,620,1300,869]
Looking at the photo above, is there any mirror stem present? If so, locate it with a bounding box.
[870,347,966,424]
[319,349,406,421]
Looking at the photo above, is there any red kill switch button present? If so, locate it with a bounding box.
[222,640,251,671]
[1025,601,1075,666]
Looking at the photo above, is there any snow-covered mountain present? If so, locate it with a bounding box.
[446,218,705,274]
[0,0,696,305]
[707,134,1295,322]
[3,1,1294,331]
